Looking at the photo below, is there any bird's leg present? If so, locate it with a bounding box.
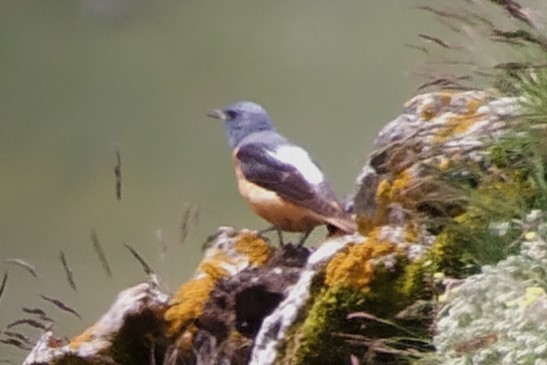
[276,229,284,246]
[297,229,313,247]
[257,226,284,246]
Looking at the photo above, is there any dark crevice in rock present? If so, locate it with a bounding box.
[193,244,310,365]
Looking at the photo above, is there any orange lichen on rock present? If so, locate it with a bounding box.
[414,91,454,121]
[376,177,395,204]
[164,251,233,337]
[434,96,487,143]
[69,324,97,350]
[379,171,414,213]
[357,169,419,235]
[198,255,231,281]
[325,239,395,291]
[382,170,413,204]
[436,112,485,142]
[163,230,274,356]
[419,100,438,122]
[164,276,216,338]
[465,96,482,114]
[234,233,272,266]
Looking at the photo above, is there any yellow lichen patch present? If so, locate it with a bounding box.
[438,156,450,170]
[233,233,272,266]
[325,240,395,291]
[415,92,454,121]
[163,231,273,356]
[69,324,97,350]
[435,113,481,143]
[376,178,394,204]
[199,258,230,281]
[466,98,481,114]
[388,170,414,202]
[360,170,417,234]
[370,178,394,228]
[438,91,454,106]
[419,100,438,122]
[376,170,415,208]
[164,276,215,338]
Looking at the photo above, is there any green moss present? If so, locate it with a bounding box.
[288,286,368,365]
[366,261,422,318]
[398,259,433,301]
[279,256,435,365]
[428,229,481,278]
[366,261,434,345]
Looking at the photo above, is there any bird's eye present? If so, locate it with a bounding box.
[225,110,237,119]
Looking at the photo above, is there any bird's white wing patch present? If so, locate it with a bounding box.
[268,145,324,185]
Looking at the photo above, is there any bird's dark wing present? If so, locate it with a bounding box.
[235,143,343,218]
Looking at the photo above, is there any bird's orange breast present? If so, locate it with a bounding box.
[232,154,325,232]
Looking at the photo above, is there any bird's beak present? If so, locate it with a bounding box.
[206,109,226,121]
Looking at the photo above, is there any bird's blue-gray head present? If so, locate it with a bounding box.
[207,101,276,149]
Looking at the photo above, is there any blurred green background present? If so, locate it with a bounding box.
[0,0,448,361]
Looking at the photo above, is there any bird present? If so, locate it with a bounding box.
[207,101,356,245]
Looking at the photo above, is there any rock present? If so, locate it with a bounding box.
[23,283,169,365]
[23,90,546,365]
